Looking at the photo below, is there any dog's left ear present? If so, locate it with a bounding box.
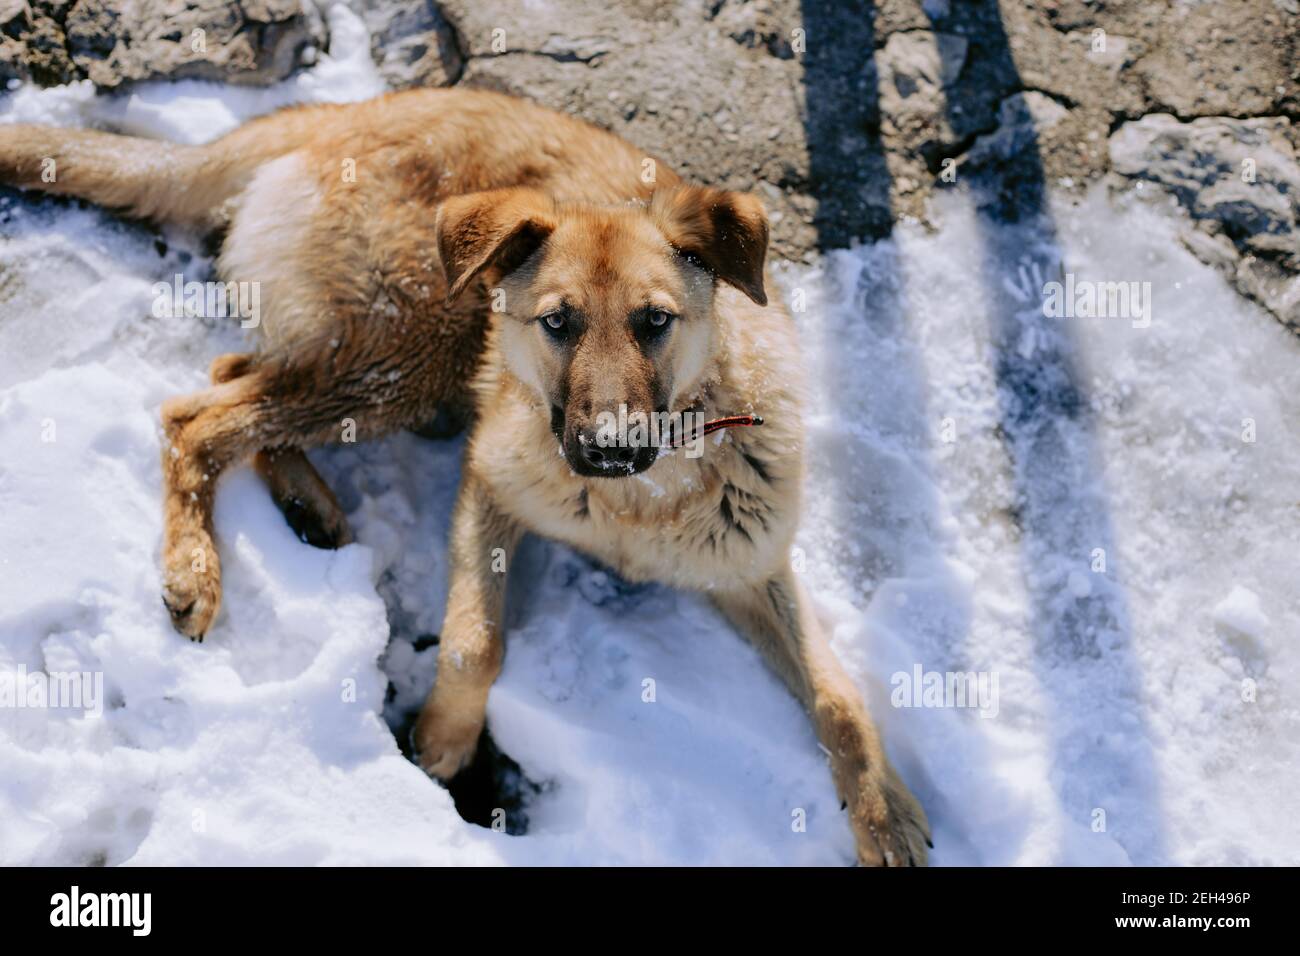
[651,184,769,306]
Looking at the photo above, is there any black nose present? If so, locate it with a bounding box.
[581,435,637,470]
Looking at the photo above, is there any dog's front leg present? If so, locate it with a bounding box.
[712,571,931,866]
[414,477,521,780]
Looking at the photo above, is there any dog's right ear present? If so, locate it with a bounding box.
[435,188,557,304]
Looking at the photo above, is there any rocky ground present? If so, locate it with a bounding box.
[0,0,1295,323]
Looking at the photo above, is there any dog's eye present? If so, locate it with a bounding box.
[648,309,674,329]
[539,311,567,337]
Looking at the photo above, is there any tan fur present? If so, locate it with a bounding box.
[0,88,929,865]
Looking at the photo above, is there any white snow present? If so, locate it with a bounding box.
[1212,586,1270,641]
[2,5,1297,866]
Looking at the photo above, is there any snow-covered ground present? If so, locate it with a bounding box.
[1,5,1296,865]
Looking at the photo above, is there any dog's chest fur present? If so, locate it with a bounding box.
[472,391,802,592]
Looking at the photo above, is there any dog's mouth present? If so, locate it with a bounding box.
[549,404,764,479]
[549,404,657,478]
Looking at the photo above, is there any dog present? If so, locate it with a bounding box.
[0,88,930,865]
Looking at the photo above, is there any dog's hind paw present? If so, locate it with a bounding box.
[280,495,353,550]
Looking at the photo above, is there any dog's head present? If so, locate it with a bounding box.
[436,183,769,478]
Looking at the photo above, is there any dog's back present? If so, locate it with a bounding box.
[0,89,676,357]
[0,89,670,229]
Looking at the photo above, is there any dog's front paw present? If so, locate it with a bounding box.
[412,696,484,780]
[162,535,221,640]
[847,763,932,867]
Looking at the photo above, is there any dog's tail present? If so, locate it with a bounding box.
[0,117,304,227]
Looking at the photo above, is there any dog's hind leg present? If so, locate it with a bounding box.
[252,449,352,549]
[209,352,352,550]
[160,373,268,639]
[711,571,932,866]
[162,359,411,638]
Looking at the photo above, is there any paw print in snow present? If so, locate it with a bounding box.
[1001,255,1059,310]
[1000,254,1065,359]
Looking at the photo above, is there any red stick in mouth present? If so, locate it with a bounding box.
[666,413,764,448]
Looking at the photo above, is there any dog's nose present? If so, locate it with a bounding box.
[580,432,637,470]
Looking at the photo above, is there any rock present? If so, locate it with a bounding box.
[1110,115,1299,256]
[949,91,1069,217]
[349,0,462,89]
[1123,1,1297,119]
[1110,113,1300,328]
[1,2,79,87]
[1016,0,1297,118]
[876,31,967,155]
[1075,31,1135,78]
[0,0,326,89]
[1178,228,1241,274]
[713,0,795,59]
[968,91,1070,163]
[68,0,325,88]
[0,2,28,87]
[435,0,819,258]
[1237,256,1300,331]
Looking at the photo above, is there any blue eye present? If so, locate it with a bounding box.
[649,309,673,328]
[539,311,567,337]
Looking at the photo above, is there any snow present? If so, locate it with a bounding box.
[2,5,1297,866]
[1212,586,1270,642]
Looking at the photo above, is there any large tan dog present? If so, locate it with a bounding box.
[0,89,929,865]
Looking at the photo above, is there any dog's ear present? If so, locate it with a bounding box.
[651,184,769,306]
[435,188,557,304]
